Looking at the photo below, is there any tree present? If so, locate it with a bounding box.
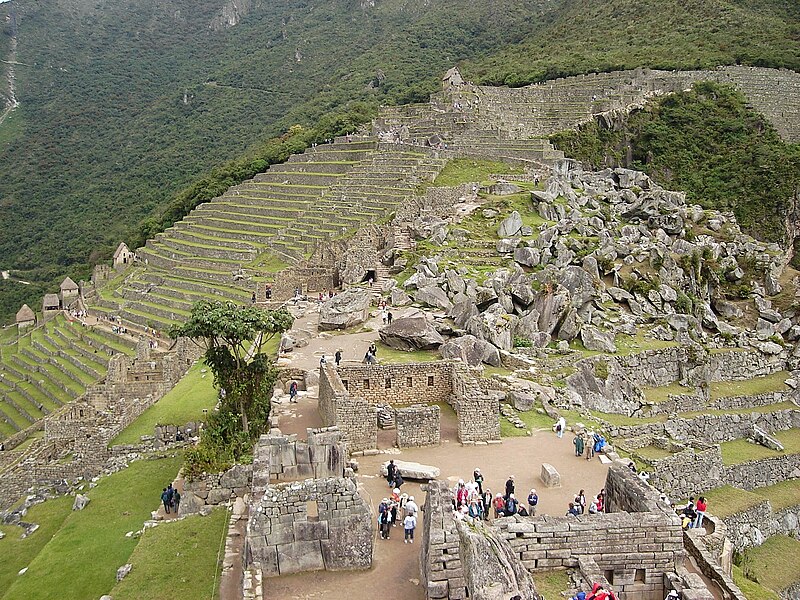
[169,300,293,440]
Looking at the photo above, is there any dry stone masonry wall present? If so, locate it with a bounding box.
[396,404,440,448]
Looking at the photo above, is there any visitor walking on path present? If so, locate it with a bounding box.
[555,416,566,438]
[404,513,417,543]
[289,381,298,403]
[335,349,342,366]
[161,488,171,514]
[172,489,181,513]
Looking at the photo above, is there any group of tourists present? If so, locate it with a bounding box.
[160,483,181,514]
[674,496,708,529]
[363,343,379,365]
[566,488,605,516]
[571,582,619,600]
[447,470,540,522]
[377,486,418,543]
[572,430,607,460]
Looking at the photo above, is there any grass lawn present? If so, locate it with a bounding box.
[588,410,666,426]
[642,382,693,403]
[732,565,781,600]
[2,453,182,600]
[375,342,439,364]
[752,479,800,511]
[634,445,673,461]
[719,429,800,465]
[108,508,229,600]
[482,365,515,378]
[709,371,790,399]
[0,496,73,594]
[701,486,765,519]
[615,330,679,355]
[532,570,570,599]
[430,159,523,188]
[739,536,800,595]
[678,401,798,419]
[111,362,217,446]
[500,405,554,437]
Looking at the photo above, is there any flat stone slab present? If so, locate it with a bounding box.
[381,460,440,481]
[598,454,612,465]
[540,463,561,488]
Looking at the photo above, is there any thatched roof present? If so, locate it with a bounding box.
[60,276,78,291]
[43,293,60,309]
[113,242,130,259]
[16,304,35,323]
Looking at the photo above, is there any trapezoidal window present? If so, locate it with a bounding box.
[427,375,434,387]
[363,379,370,390]
[385,378,392,389]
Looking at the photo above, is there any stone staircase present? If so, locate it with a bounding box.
[0,314,137,442]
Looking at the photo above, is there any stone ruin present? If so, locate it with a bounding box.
[318,360,500,452]
[422,463,721,600]
[243,427,373,579]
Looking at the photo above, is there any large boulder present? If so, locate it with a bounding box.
[440,334,501,367]
[466,305,514,351]
[580,326,616,353]
[390,288,412,306]
[380,460,439,480]
[456,519,538,600]
[319,288,371,331]
[379,314,444,351]
[415,285,453,311]
[497,211,523,237]
[559,266,598,308]
[514,247,541,268]
[449,300,480,329]
[72,494,90,511]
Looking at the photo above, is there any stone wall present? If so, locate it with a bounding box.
[396,405,440,448]
[245,476,372,577]
[182,464,252,509]
[318,363,378,453]
[716,497,800,550]
[421,480,468,600]
[724,454,800,491]
[452,364,501,443]
[335,362,455,405]
[253,427,347,483]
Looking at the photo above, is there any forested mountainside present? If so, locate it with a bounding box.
[0,0,798,324]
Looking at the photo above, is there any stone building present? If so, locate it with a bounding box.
[42,293,60,315]
[15,303,35,328]
[318,360,500,452]
[113,242,135,269]
[59,277,79,305]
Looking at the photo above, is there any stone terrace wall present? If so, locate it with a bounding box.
[396,404,440,448]
[318,363,378,453]
[245,476,372,577]
[717,497,800,550]
[605,409,800,445]
[422,480,468,600]
[725,454,800,491]
[707,349,787,382]
[335,362,455,405]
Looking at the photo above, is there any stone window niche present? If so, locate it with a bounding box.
[427,375,434,386]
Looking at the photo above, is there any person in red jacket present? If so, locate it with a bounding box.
[694,496,708,528]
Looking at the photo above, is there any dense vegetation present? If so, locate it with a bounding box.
[551,83,800,249]
[0,0,798,323]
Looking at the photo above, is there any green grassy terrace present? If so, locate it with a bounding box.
[709,371,790,399]
[720,429,800,465]
[1,453,182,600]
[111,361,218,446]
[738,536,800,597]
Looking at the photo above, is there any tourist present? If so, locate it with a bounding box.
[289,381,298,403]
[694,496,707,528]
[665,590,680,600]
[527,489,538,516]
[587,582,618,600]
[390,491,399,526]
[566,502,580,517]
[505,475,515,499]
[482,489,492,520]
[404,512,417,543]
[318,292,324,303]
[386,460,397,487]
[405,495,418,517]
[320,355,327,367]
[589,496,600,514]
[393,470,404,490]
[571,592,586,600]
[161,488,171,514]
[596,490,605,512]
[575,489,587,514]
[251,292,256,304]
[554,416,566,439]
[505,494,518,516]
[387,311,393,324]
[627,460,637,473]
[172,489,181,513]
[335,349,342,366]
[265,286,272,300]
[517,504,529,517]
[468,499,482,520]
[492,493,505,518]
[382,307,388,324]
[473,468,484,495]
[379,499,391,539]
[574,431,585,457]
[455,479,469,508]
[369,343,377,356]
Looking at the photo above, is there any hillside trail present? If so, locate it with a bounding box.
[266,304,611,600]
[0,33,19,128]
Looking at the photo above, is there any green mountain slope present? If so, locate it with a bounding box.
[0,0,798,324]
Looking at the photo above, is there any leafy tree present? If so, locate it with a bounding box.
[169,301,293,457]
